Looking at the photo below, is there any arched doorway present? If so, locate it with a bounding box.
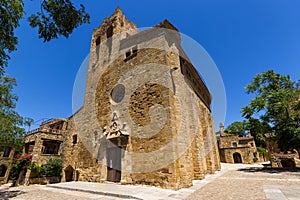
[233,153,242,163]
[64,165,74,182]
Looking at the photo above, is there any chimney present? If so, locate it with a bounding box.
[220,123,225,136]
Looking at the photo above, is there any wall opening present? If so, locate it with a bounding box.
[233,152,242,163]
[106,26,113,39]
[232,142,237,148]
[25,142,35,154]
[0,165,7,177]
[65,165,75,182]
[41,140,61,155]
[106,146,121,182]
[3,147,11,157]
[72,135,78,145]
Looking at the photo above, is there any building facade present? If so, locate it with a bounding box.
[18,7,220,190]
[0,146,14,185]
[217,123,263,164]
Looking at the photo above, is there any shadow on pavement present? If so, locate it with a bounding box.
[0,190,25,200]
[237,167,300,174]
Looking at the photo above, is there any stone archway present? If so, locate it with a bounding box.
[64,165,75,182]
[233,152,242,163]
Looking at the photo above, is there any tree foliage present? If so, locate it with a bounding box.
[42,158,62,177]
[0,75,33,149]
[1,0,90,70]
[225,121,248,136]
[28,0,90,42]
[242,70,300,154]
[0,0,25,74]
[0,0,89,148]
[225,119,271,147]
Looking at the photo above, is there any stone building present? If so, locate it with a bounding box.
[0,146,14,185]
[20,7,220,190]
[266,137,300,168]
[217,123,262,164]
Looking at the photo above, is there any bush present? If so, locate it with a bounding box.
[9,154,32,185]
[257,146,269,156]
[42,158,62,177]
[253,157,258,162]
[29,162,44,178]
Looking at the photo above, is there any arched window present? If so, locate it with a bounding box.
[106,25,113,39]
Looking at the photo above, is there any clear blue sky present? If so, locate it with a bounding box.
[7,0,300,130]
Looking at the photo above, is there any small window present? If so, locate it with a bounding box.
[42,140,60,155]
[73,135,78,145]
[96,36,101,46]
[107,26,113,39]
[125,46,138,61]
[232,142,237,148]
[25,142,35,154]
[126,51,131,58]
[120,20,124,27]
[250,142,254,147]
[3,147,11,157]
[132,46,138,54]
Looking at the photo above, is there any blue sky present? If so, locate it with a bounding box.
[7,0,300,130]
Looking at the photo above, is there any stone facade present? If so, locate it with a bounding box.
[0,146,14,185]
[266,140,300,168]
[21,7,220,190]
[217,124,263,164]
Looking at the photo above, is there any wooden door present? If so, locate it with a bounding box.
[233,153,242,163]
[107,147,121,182]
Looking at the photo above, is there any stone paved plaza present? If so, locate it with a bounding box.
[1,163,299,200]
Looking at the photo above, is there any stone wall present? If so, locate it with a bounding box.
[23,7,221,190]
[0,147,14,185]
[218,134,257,164]
[25,132,63,165]
[61,116,103,183]
[68,7,221,190]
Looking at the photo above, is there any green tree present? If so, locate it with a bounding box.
[42,158,62,177]
[0,76,32,150]
[0,0,89,148]
[226,119,271,148]
[0,0,24,74]
[1,0,90,71]
[247,118,271,148]
[242,70,300,156]
[225,121,248,136]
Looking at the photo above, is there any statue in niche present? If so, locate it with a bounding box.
[103,112,129,140]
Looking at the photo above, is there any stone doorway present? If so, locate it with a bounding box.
[106,147,121,182]
[65,165,74,182]
[233,153,242,163]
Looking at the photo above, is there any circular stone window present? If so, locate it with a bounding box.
[111,84,125,103]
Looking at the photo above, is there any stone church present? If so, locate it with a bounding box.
[15,7,220,190]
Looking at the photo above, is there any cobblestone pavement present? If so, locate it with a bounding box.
[0,184,131,200]
[186,163,300,200]
[1,163,300,200]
